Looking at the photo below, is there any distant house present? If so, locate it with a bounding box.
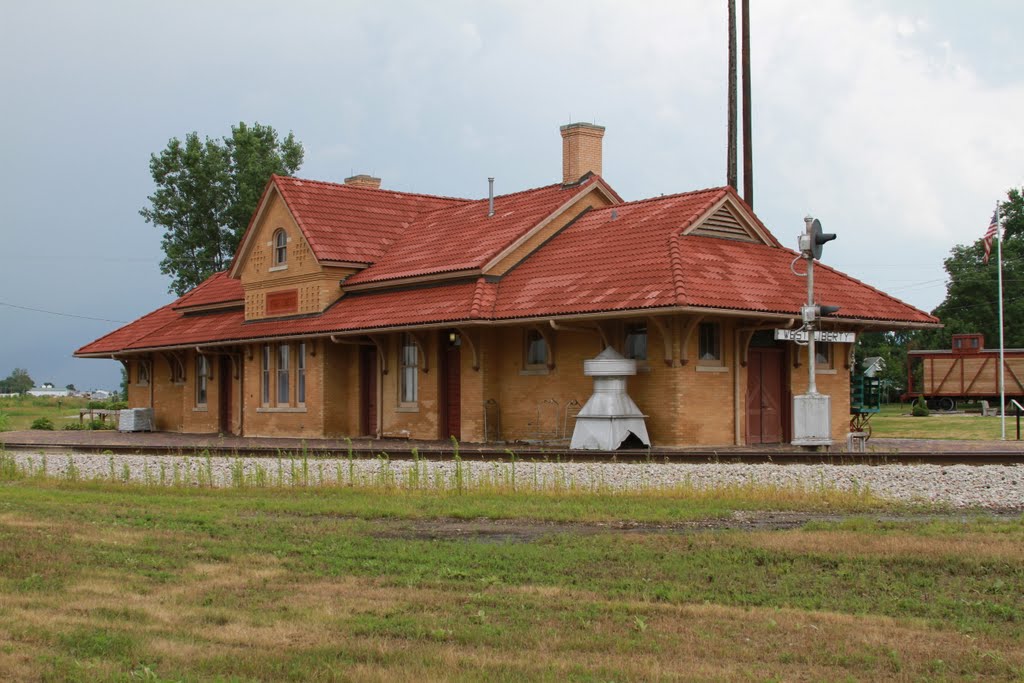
[862,356,886,378]
[76,123,939,447]
[88,390,112,401]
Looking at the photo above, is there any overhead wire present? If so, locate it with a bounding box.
[0,301,128,324]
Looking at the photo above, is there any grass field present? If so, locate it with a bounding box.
[0,478,1021,681]
[0,396,91,432]
[869,403,1018,440]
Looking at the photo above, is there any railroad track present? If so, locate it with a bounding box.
[4,439,1023,466]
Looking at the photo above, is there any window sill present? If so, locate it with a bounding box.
[256,407,307,413]
[396,405,419,413]
[695,365,728,373]
[815,368,837,375]
[193,406,208,412]
[269,265,288,272]
[520,367,550,376]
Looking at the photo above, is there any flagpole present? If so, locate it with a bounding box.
[996,199,1006,440]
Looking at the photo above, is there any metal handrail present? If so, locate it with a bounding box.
[1012,400,1023,441]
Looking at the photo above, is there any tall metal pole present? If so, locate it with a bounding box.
[805,216,817,395]
[997,199,1006,439]
[741,0,753,207]
[727,0,738,190]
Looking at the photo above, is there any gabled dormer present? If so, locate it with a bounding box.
[229,174,465,321]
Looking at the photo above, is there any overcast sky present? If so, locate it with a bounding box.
[2,0,1022,391]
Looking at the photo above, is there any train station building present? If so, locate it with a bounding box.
[76,123,939,448]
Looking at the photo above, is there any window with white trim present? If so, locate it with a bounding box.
[136,360,150,386]
[261,345,271,405]
[698,323,722,364]
[400,334,418,404]
[624,324,648,361]
[277,344,290,405]
[524,329,548,369]
[297,343,306,405]
[196,355,209,406]
[273,229,287,267]
[815,343,833,369]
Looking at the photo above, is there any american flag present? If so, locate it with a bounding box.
[983,209,1000,265]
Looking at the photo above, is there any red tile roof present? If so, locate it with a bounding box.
[77,182,936,356]
[675,235,934,322]
[272,175,466,264]
[344,177,606,284]
[172,271,243,310]
[493,187,727,318]
[75,303,182,355]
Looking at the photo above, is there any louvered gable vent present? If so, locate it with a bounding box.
[690,203,758,242]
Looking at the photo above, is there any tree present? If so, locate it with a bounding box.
[65,383,76,392]
[141,122,304,296]
[923,188,1024,350]
[0,368,34,395]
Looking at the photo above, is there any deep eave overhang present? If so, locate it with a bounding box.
[73,304,938,358]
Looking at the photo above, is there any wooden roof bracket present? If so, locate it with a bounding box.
[111,354,132,379]
[678,316,703,366]
[454,327,480,371]
[844,327,866,370]
[162,351,185,382]
[534,324,556,371]
[647,316,674,367]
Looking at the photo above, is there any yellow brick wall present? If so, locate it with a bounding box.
[241,341,325,438]
[322,341,360,437]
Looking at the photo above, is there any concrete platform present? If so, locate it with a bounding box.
[2,429,1022,463]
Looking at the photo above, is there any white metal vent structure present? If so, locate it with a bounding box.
[570,347,651,450]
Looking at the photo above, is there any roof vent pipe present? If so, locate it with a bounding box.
[488,177,495,217]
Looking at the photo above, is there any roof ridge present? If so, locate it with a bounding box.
[596,186,728,210]
[273,174,472,203]
[667,232,687,305]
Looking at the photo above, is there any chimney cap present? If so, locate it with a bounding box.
[559,122,605,134]
[344,174,382,189]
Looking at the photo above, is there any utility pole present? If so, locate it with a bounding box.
[741,0,753,207]
[727,0,738,190]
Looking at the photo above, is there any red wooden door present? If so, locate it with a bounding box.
[360,347,377,436]
[746,348,783,444]
[442,334,461,440]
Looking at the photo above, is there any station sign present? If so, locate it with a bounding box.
[774,329,856,343]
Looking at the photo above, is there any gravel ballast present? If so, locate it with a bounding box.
[5,451,1023,510]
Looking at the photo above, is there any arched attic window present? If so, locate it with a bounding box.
[273,229,287,267]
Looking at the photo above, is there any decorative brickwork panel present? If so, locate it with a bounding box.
[266,290,298,316]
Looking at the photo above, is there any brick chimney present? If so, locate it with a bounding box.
[344,174,381,189]
[560,122,605,185]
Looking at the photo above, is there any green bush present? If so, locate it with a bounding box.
[912,397,930,417]
[63,423,86,431]
[88,419,116,431]
[30,417,55,430]
[0,412,9,432]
